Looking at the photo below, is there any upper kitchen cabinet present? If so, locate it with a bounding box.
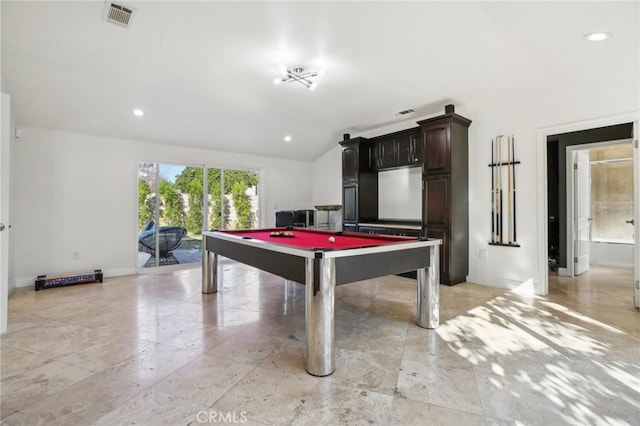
[418,105,472,176]
[340,136,371,182]
[372,128,422,171]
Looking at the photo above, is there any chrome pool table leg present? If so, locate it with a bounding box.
[201,240,218,294]
[305,257,335,376]
[417,244,440,329]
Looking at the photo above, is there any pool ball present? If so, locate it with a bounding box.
[328,236,335,243]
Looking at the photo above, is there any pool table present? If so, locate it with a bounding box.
[201,227,441,376]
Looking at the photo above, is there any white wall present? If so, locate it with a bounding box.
[12,127,312,286]
[590,242,634,269]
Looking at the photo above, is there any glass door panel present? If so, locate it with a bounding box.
[137,163,204,269]
[223,170,259,229]
[138,162,159,268]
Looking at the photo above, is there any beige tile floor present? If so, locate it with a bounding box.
[1,263,639,425]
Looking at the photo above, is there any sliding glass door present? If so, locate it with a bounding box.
[138,162,259,270]
[137,163,203,269]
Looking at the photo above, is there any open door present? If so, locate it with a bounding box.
[0,94,11,334]
[574,150,591,275]
[633,123,639,309]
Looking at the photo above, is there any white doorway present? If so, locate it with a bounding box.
[536,112,639,310]
[566,140,635,278]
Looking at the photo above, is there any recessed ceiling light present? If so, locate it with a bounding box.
[284,135,292,143]
[584,32,612,42]
[133,109,144,116]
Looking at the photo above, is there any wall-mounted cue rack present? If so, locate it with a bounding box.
[489,135,520,247]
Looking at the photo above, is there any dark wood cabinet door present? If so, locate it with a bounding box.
[374,139,396,170]
[343,223,358,233]
[357,226,377,235]
[395,134,412,167]
[423,175,449,228]
[400,229,422,238]
[396,133,423,167]
[424,124,450,174]
[342,146,358,182]
[411,133,424,165]
[426,228,449,281]
[342,184,358,222]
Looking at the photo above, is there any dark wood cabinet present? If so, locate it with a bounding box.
[374,139,396,169]
[340,137,377,228]
[342,184,358,222]
[342,145,359,182]
[395,132,423,167]
[423,123,450,174]
[357,225,421,238]
[418,106,471,285]
[338,105,470,285]
[423,175,449,228]
[343,223,358,233]
[372,129,422,170]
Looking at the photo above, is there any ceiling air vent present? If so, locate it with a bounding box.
[103,2,135,28]
[395,109,415,116]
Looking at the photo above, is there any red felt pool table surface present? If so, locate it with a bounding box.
[220,228,415,250]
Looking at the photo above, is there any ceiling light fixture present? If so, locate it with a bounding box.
[274,64,322,90]
[284,135,292,142]
[133,109,144,117]
[584,32,612,41]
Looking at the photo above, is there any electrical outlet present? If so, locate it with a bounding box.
[72,251,80,260]
[479,249,487,260]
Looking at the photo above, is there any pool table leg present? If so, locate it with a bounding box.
[417,244,440,329]
[304,257,335,376]
[201,244,218,294]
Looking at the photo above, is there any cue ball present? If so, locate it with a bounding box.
[328,236,335,243]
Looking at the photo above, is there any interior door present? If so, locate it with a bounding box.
[633,123,639,309]
[574,150,591,275]
[0,94,11,334]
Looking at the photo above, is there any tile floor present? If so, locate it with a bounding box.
[1,263,639,425]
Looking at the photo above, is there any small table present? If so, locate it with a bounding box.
[202,227,441,376]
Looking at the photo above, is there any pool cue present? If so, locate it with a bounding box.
[507,136,513,244]
[491,138,495,243]
[497,135,503,244]
[512,136,517,243]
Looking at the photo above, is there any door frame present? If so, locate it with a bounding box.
[1,93,12,334]
[633,122,639,308]
[536,111,639,296]
[565,139,632,277]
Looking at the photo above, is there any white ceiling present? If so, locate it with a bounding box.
[2,1,638,161]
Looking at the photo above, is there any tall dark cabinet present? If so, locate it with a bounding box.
[338,105,471,286]
[418,107,471,285]
[339,136,378,233]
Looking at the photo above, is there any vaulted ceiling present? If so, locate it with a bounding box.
[2,1,638,161]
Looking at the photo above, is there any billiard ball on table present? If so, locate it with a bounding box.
[328,236,335,243]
